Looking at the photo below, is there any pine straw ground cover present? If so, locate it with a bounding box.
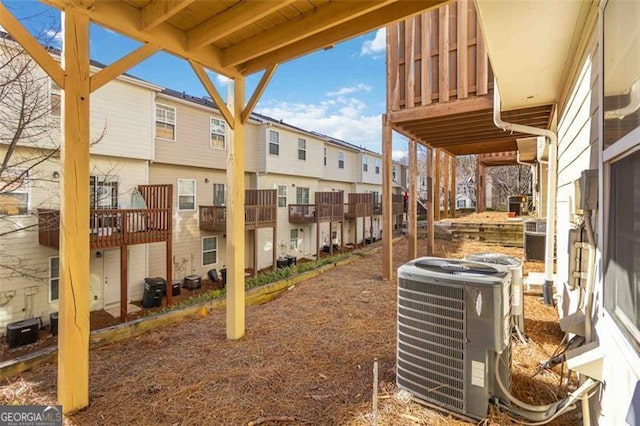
[0,238,578,425]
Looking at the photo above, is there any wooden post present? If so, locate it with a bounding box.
[408,139,417,259]
[426,147,434,255]
[382,115,393,280]
[434,149,441,221]
[166,238,173,305]
[457,0,468,100]
[272,225,277,271]
[329,221,333,255]
[253,229,258,277]
[316,215,320,258]
[443,153,450,218]
[476,158,486,213]
[58,7,90,413]
[438,4,449,103]
[451,154,457,218]
[340,221,344,250]
[120,246,128,323]
[226,77,245,340]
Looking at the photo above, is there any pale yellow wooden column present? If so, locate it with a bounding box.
[58,7,90,413]
[407,139,417,259]
[227,77,246,339]
[382,115,393,280]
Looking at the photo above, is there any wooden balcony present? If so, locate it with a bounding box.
[288,191,344,224]
[392,194,405,216]
[38,185,173,249]
[199,189,277,232]
[344,193,374,218]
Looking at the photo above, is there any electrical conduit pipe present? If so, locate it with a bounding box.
[493,80,558,305]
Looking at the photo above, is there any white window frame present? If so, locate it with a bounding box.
[49,256,59,303]
[201,236,218,267]
[49,79,61,118]
[0,168,30,216]
[290,228,299,251]
[269,130,280,156]
[296,187,310,204]
[338,151,345,169]
[277,184,287,207]
[298,138,306,161]
[155,103,176,141]
[210,117,226,149]
[213,183,226,206]
[177,179,196,211]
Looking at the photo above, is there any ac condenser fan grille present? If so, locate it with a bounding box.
[415,258,501,276]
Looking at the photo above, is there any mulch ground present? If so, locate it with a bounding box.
[0,237,578,425]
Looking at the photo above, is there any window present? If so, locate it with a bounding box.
[375,159,381,174]
[210,117,226,149]
[213,183,226,206]
[178,179,196,211]
[298,138,306,161]
[90,175,118,209]
[603,0,640,149]
[323,147,327,166]
[49,256,59,302]
[392,166,397,181]
[156,103,176,140]
[277,184,287,207]
[338,152,345,169]
[50,80,61,117]
[457,199,465,209]
[0,169,28,215]
[606,149,640,344]
[290,229,299,250]
[269,130,279,155]
[202,236,218,266]
[296,187,309,204]
[363,156,368,172]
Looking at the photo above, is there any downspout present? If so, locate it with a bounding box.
[493,79,558,305]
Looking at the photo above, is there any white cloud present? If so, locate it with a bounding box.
[216,74,231,85]
[392,150,408,162]
[361,28,386,57]
[326,84,371,97]
[44,29,62,47]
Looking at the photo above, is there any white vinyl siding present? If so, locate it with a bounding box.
[298,138,306,161]
[50,79,61,117]
[0,169,29,215]
[49,256,59,302]
[277,184,287,207]
[156,103,176,140]
[202,236,218,266]
[210,117,226,149]
[178,179,196,211]
[269,130,280,156]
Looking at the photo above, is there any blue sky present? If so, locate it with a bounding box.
[6,1,408,158]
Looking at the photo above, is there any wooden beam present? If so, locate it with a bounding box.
[387,95,492,122]
[90,43,159,92]
[451,154,457,218]
[382,115,393,281]
[189,60,235,129]
[120,246,128,323]
[58,7,90,414]
[426,147,434,255]
[387,23,400,111]
[240,1,447,75]
[223,0,395,67]
[443,153,449,218]
[404,16,415,108]
[241,64,277,124]
[187,0,296,51]
[420,11,432,106]
[166,238,173,305]
[0,3,65,88]
[43,0,241,78]
[438,4,449,103]
[476,23,488,96]
[476,159,486,212]
[408,139,417,259]
[457,0,468,100]
[434,149,441,221]
[141,0,195,31]
[226,77,245,340]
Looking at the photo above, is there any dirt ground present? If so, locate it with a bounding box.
[0,237,577,425]
[439,211,525,223]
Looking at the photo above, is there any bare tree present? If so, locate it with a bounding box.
[488,164,532,210]
[455,155,476,207]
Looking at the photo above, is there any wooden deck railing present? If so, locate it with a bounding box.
[288,203,344,223]
[199,205,277,232]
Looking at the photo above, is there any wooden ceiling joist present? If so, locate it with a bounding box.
[141,0,196,31]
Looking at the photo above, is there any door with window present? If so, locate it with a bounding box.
[90,175,118,230]
[103,249,121,308]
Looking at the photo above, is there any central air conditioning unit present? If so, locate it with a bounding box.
[523,219,546,261]
[464,253,525,333]
[397,257,512,420]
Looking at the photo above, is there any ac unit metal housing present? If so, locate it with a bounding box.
[464,253,525,333]
[397,257,512,420]
[523,219,546,261]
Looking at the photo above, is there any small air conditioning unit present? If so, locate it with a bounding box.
[523,219,546,261]
[397,257,512,420]
[464,253,525,333]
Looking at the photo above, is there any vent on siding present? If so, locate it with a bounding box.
[397,279,465,411]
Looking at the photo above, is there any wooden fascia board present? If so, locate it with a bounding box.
[187,0,297,51]
[387,96,492,123]
[223,0,396,68]
[189,60,235,129]
[0,3,65,88]
[141,0,196,31]
[90,43,159,92]
[240,0,447,75]
[241,64,277,125]
[42,0,242,78]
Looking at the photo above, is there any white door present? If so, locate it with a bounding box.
[89,254,104,310]
[104,249,121,307]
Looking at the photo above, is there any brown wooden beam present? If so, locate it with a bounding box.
[451,154,457,218]
[404,16,415,109]
[426,147,434,255]
[387,95,492,123]
[408,139,417,259]
[189,60,235,129]
[434,148,441,221]
[387,22,400,111]
[120,246,128,323]
[90,43,159,92]
[241,64,277,124]
[141,0,195,31]
[457,0,468,100]
[382,115,393,280]
[438,4,449,103]
[443,153,449,218]
[420,11,432,106]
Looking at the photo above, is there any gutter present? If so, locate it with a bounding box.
[493,80,558,305]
